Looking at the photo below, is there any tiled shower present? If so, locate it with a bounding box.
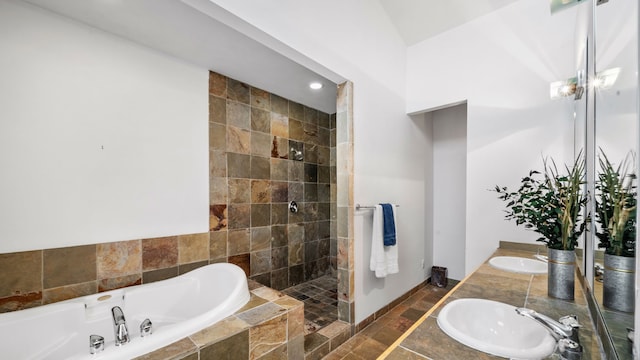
[208,71,339,330]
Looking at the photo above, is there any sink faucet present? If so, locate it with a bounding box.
[111,306,130,346]
[515,308,579,341]
[516,308,582,359]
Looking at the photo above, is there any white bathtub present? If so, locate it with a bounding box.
[0,263,250,360]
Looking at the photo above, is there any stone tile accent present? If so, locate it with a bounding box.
[43,245,96,289]
[209,72,227,98]
[251,87,270,111]
[250,250,271,276]
[133,337,197,360]
[270,94,289,115]
[227,153,251,178]
[192,316,251,347]
[251,156,271,180]
[250,204,271,227]
[209,123,226,150]
[251,107,271,133]
[228,253,250,277]
[271,113,289,138]
[228,204,251,229]
[251,131,272,158]
[251,180,271,204]
[97,240,142,280]
[209,95,226,125]
[227,78,250,104]
[209,205,228,231]
[249,313,287,359]
[178,233,209,264]
[143,267,179,284]
[43,281,96,305]
[98,273,142,292]
[209,149,226,176]
[227,126,250,154]
[142,236,178,271]
[209,231,227,260]
[0,251,42,301]
[227,102,251,130]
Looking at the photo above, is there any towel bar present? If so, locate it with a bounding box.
[355,204,399,210]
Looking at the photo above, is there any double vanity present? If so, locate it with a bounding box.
[382,245,604,359]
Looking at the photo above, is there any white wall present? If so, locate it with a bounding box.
[0,1,209,253]
[407,0,579,275]
[207,0,431,323]
[432,104,467,280]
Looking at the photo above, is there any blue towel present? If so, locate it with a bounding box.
[380,203,396,246]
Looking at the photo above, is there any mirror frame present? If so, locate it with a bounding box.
[581,0,639,358]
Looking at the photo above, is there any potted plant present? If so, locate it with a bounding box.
[595,150,636,312]
[494,152,588,300]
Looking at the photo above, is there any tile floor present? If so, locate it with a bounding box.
[324,280,457,360]
[283,275,339,334]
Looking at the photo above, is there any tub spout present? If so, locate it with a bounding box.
[515,308,579,342]
[111,306,130,346]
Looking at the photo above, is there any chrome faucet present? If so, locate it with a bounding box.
[515,308,579,341]
[111,306,130,346]
[516,308,582,359]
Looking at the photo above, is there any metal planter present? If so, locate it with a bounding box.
[603,254,635,313]
[548,248,575,300]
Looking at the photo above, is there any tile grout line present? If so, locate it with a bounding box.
[524,274,534,307]
[396,345,431,359]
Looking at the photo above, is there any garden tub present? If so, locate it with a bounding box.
[0,263,250,359]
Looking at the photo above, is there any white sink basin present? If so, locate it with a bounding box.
[437,298,556,359]
[489,256,547,274]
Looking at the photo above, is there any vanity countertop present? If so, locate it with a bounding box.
[380,248,603,360]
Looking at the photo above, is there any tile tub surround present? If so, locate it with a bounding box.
[380,248,603,360]
[0,234,215,313]
[133,279,305,360]
[208,71,338,291]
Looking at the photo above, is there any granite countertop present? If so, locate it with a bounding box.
[381,248,602,360]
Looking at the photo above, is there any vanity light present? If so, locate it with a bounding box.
[549,69,586,100]
[593,67,620,89]
[309,82,323,90]
[550,78,578,99]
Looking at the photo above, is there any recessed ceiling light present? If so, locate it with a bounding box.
[309,82,323,90]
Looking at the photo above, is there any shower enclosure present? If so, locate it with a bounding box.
[208,71,340,333]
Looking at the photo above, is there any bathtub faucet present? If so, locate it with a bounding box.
[111,306,130,346]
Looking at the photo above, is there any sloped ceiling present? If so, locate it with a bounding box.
[18,0,519,112]
[379,0,519,45]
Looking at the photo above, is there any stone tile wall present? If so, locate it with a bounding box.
[335,81,355,326]
[0,74,349,322]
[208,71,337,290]
[0,234,212,313]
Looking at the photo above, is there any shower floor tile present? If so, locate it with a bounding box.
[283,275,338,334]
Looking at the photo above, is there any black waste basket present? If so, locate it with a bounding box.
[431,266,448,288]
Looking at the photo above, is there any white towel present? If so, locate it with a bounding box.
[369,205,399,278]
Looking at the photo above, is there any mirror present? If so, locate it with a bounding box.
[593,0,638,358]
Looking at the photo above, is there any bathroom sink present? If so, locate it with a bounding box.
[437,298,556,359]
[489,256,547,274]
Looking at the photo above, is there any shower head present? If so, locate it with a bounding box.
[290,147,304,161]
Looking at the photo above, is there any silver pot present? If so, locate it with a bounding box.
[548,248,575,300]
[603,253,635,313]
